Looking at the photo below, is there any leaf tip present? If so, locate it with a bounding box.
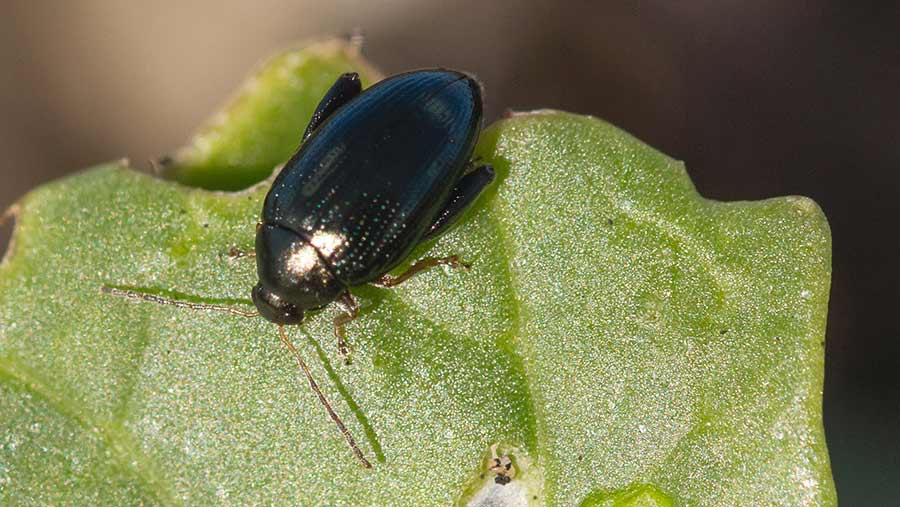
[166,37,384,192]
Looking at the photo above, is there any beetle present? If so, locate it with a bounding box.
[103,69,495,468]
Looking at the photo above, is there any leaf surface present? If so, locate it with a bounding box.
[0,42,835,506]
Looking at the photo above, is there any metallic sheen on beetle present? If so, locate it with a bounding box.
[252,69,495,329]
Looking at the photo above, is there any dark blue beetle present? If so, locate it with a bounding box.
[104,69,494,468]
[252,70,494,339]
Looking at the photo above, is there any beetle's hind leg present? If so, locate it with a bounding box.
[371,255,470,288]
[421,164,495,243]
[334,291,360,364]
[374,164,493,287]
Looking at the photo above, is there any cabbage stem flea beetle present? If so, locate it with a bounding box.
[103,69,495,468]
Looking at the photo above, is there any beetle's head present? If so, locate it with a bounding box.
[251,282,305,325]
[252,224,343,325]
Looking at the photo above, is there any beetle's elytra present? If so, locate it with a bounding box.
[103,69,495,468]
[252,69,494,328]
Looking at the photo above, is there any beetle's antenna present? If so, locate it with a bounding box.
[277,325,372,468]
[100,286,259,318]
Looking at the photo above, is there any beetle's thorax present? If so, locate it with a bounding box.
[253,224,345,322]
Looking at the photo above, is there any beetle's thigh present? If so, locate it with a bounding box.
[302,73,363,140]
[421,164,495,243]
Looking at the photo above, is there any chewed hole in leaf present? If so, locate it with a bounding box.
[459,443,543,507]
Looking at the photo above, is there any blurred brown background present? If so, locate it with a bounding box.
[1,1,897,502]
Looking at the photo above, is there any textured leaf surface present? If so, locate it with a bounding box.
[0,43,835,506]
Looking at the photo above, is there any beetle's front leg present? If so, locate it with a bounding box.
[227,246,256,260]
[227,222,265,260]
[371,255,470,288]
[334,291,360,364]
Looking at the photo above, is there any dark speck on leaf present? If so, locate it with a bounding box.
[720,329,728,335]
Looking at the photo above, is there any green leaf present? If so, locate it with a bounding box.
[0,42,835,506]
[165,39,382,190]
